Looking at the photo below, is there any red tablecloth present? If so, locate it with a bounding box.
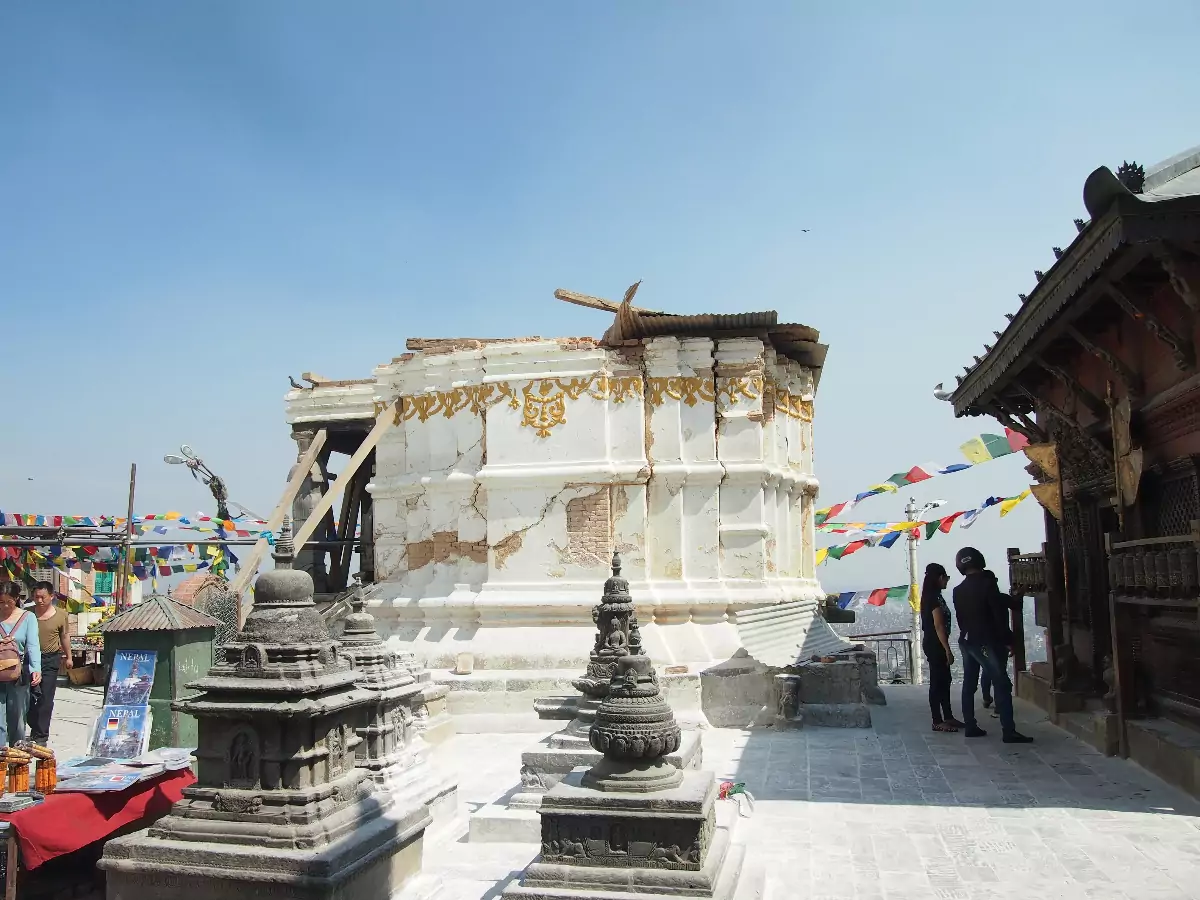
[0,768,195,869]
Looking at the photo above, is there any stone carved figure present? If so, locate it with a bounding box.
[1102,655,1118,713]
[572,551,639,700]
[240,644,263,671]
[329,728,343,774]
[214,792,262,815]
[228,730,256,785]
[520,765,546,790]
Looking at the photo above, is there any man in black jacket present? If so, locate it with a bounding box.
[952,547,1033,743]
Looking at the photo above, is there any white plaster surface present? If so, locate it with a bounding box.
[286,336,831,680]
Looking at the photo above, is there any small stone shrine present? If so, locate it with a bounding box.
[338,576,459,830]
[503,568,743,900]
[472,554,701,842]
[100,519,431,900]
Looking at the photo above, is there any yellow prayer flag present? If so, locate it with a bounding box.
[165,511,182,520]
[999,489,1032,517]
[815,548,829,566]
[959,437,990,464]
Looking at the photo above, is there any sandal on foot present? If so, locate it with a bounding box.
[932,722,958,732]
[944,718,966,729]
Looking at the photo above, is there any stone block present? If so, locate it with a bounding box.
[503,769,744,900]
[102,798,429,900]
[469,730,703,843]
[794,703,872,728]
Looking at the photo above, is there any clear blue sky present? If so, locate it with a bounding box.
[2,2,1197,593]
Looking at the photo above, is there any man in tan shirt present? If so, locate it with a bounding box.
[28,581,71,746]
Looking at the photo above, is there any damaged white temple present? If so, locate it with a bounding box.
[284,287,852,727]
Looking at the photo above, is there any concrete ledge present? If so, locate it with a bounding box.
[1057,709,1119,756]
[1126,716,1200,800]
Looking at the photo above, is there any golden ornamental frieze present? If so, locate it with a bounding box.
[772,388,814,422]
[374,373,643,437]
[717,375,764,405]
[646,376,717,407]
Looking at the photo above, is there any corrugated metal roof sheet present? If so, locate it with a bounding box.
[735,600,855,667]
[97,595,221,633]
[600,300,825,367]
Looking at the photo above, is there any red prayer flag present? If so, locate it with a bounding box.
[841,540,867,558]
[938,512,964,533]
[1005,427,1030,452]
[867,588,889,606]
[904,466,933,484]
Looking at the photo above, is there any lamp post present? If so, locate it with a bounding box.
[905,497,947,686]
[164,445,231,521]
[165,445,234,578]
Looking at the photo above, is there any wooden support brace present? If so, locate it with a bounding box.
[1065,325,1142,397]
[293,401,399,551]
[1036,360,1109,421]
[1152,242,1200,315]
[229,428,327,616]
[1105,282,1194,370]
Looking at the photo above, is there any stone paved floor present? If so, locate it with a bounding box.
[408,684,1200,900]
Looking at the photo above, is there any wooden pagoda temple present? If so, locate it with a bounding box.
[951,144,1200,797]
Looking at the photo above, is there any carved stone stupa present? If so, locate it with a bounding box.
[504,565,744,900]
[473,555,701,842]
[100,518,431,900]
[338,575,458,830]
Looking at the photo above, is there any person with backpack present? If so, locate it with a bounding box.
[952,548,1032,744]
[0,582,42,747]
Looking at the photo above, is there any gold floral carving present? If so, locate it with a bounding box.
[376,374,642,438]
[519,375,642,437]
[772,389,814,422]
[717,375,764,405]
[646,376,717,407]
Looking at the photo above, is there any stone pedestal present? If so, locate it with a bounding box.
[100,519,430,900]
[506,769,743,900]
[505,557,741,899]
[471,554,703,843]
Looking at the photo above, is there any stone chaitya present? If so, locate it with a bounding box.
[284,292,850,726]
[338,577,459,830]
[504,573,743,899]
[100,519,430,900]
[473,554,700,841]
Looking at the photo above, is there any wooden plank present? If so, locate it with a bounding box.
[229,429,328,603]
[4,829,17,900]
[293,402,398,550]
[1108,590,1130,758]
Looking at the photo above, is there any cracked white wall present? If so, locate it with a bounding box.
[285,333,826,673]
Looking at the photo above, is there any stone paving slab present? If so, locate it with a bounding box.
[414,685,1200,900]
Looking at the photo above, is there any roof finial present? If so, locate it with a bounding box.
[273,515,295,569]
[611,550,622,578]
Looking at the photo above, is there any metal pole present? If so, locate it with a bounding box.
[118,463,136,611]
[905,497,924,685]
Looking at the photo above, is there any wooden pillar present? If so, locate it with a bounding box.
[1104,532,1131,758]
[1043,510,1068,687]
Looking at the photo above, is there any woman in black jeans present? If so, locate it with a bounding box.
[920,563,964,732]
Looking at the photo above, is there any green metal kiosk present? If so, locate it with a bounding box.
[97,595,219,749]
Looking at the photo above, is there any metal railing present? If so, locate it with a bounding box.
[848,630,914,684]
